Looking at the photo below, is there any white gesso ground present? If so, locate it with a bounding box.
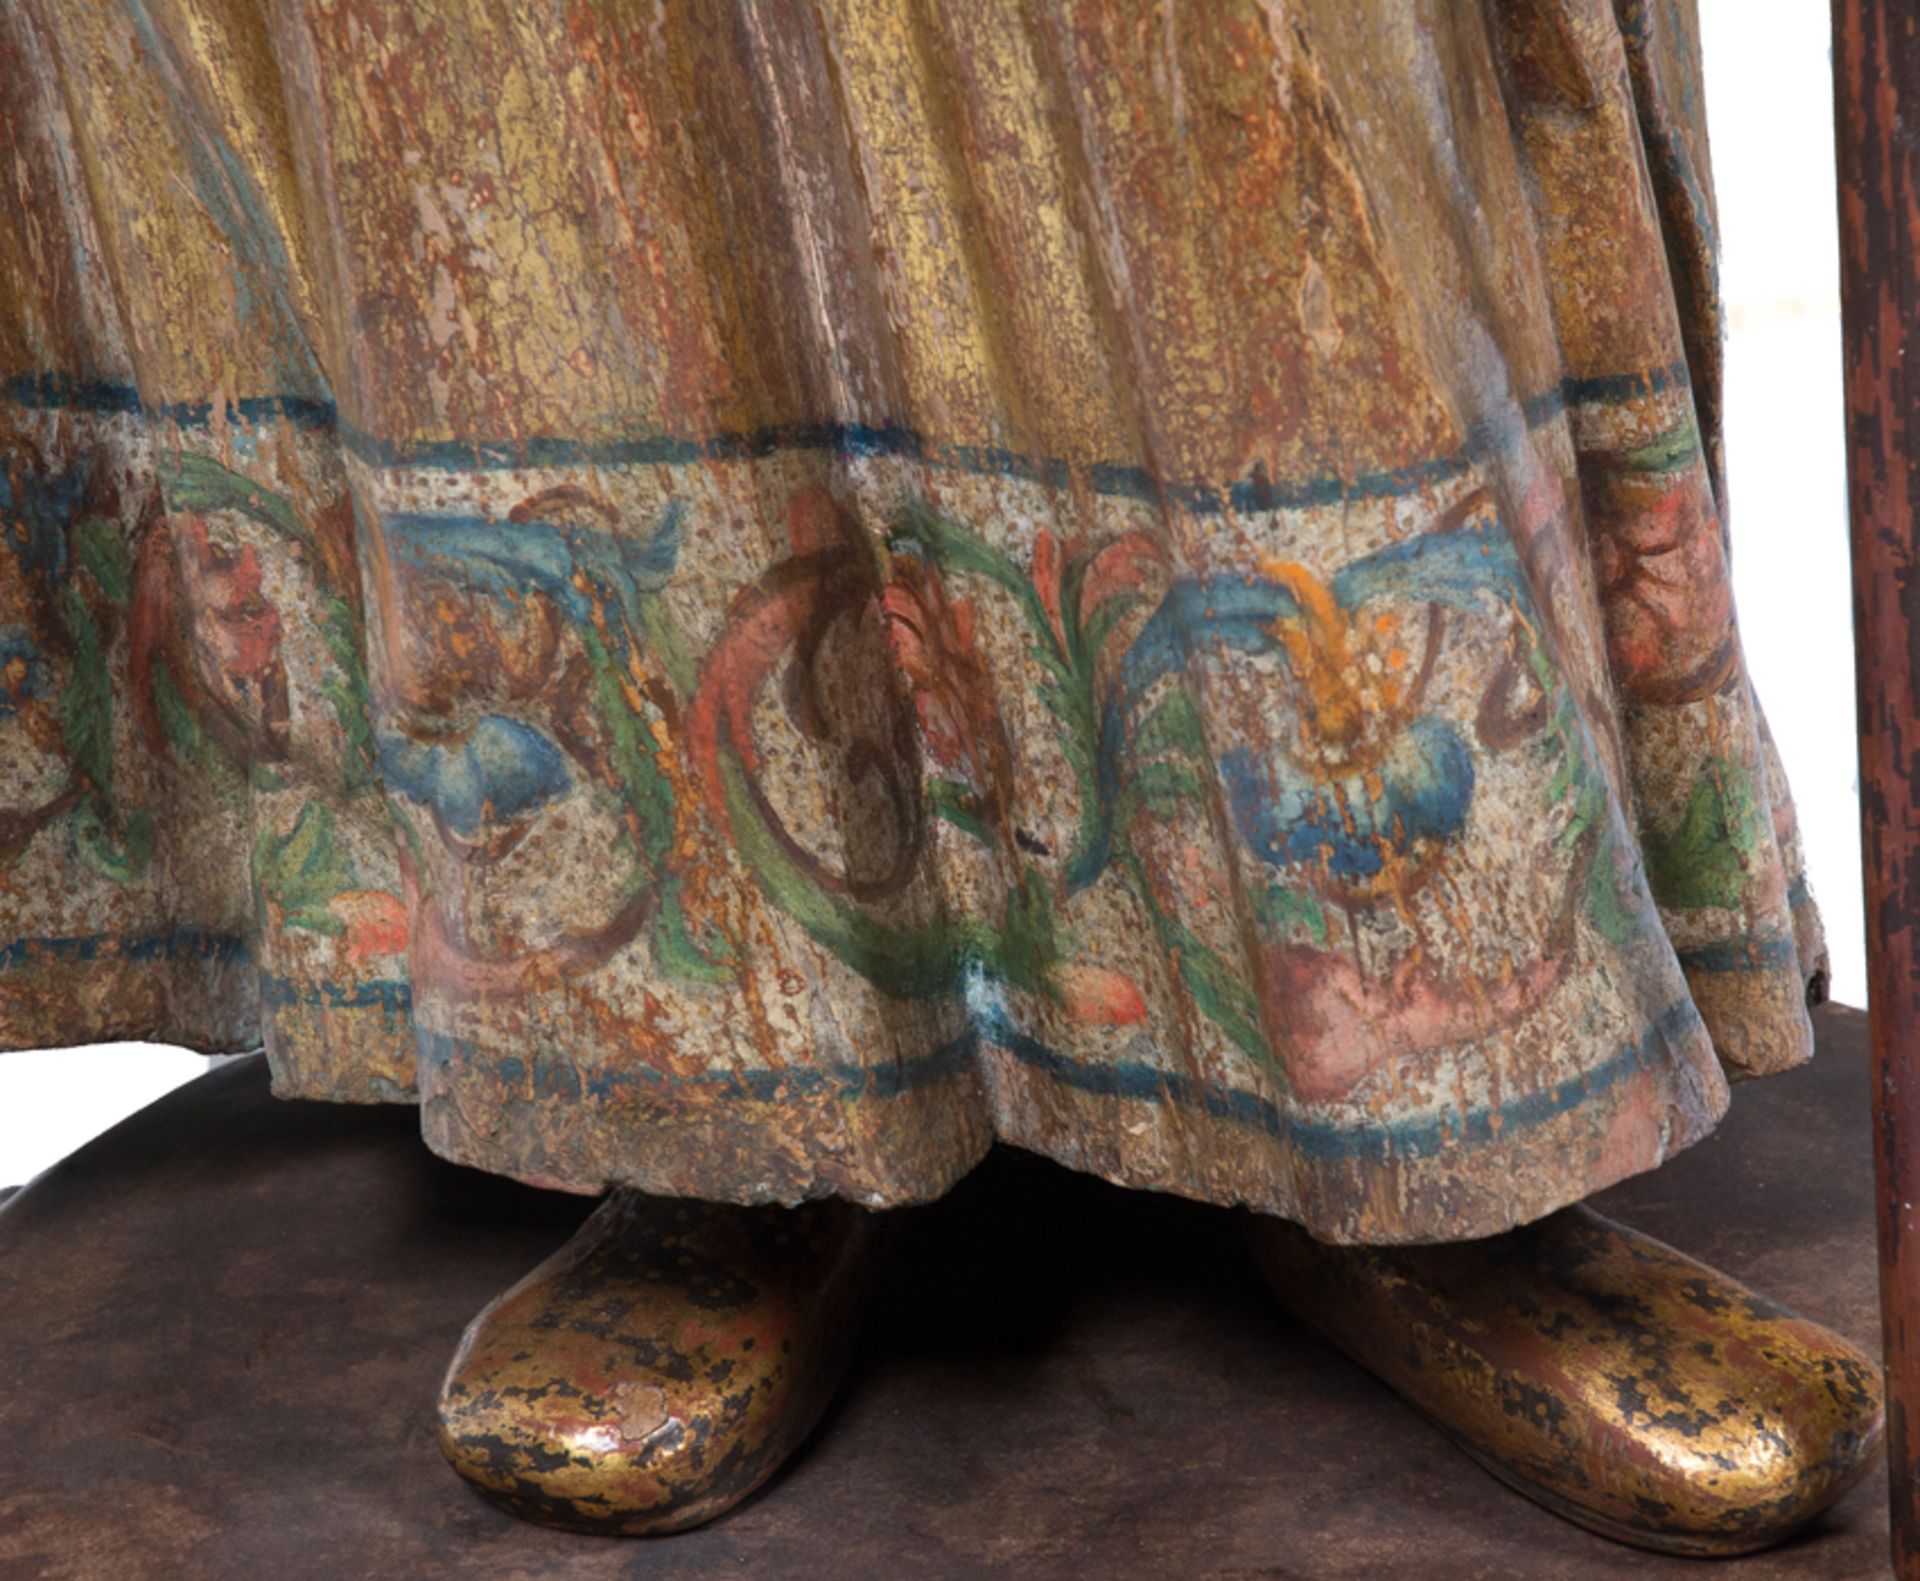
[0,8,1864,1188]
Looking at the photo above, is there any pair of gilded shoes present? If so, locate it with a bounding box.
[437,1191,1882,1555]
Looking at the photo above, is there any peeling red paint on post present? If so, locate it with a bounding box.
[1832,0,1920,1571]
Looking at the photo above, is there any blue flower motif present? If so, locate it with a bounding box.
[1222,714,1475,883]
[0,455,84,584]
[382,498,683,631]
[376,714,570,838]
[0,629,48,717]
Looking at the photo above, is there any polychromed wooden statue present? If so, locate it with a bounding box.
[0,0,1881,1557]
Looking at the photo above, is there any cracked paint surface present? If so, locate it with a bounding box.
[0,0,1825,1242]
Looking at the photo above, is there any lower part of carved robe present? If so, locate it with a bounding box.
[0,0,1824,1242]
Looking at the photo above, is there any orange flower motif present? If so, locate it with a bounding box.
[174,514,283,682]
[1257,558,1431,774]
[1050,962,1149,1027]
[1031,526,1169,666]
[1076,531,1169,641]
[328,889,410,964]
[881,553,1010,798]
[1590,475,1736,704]
[1032,529,1068,653]
[169,512,292,757]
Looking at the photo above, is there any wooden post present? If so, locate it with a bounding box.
[1833,1,1920,1572]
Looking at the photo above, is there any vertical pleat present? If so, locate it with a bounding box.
[0,0,1823,1240]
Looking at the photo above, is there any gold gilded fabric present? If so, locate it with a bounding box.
[0,0,1824,1241]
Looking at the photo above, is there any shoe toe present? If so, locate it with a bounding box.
[437,1324,777,1535]
[1579,1307,1885,1554]
[1249,1204,1886,1557]
[435,1195,876,1535]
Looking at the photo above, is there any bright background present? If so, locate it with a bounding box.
[1703,0,1863,1019]
[0,6,1864,1187]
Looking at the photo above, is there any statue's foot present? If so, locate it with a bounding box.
[1247,1203,1884,1557]
[436,1191,880,1535]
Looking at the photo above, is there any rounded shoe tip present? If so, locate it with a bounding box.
[1585,1329,1887,1557]
[435,1364,773,1536]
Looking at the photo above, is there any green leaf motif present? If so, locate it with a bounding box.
[152,661,244,797]
[1132,688,1207,763]
[156,452,310,545]
[1079,593,1146,671]
[56,575,150,885]
[578,619,734,984]
[152,663,203,756]
[889,506,1059,663]
[1558,767,1607,854]
[996,869,1062,988]
[255,801,353,936]
[581,624,676,866]
[1124,759,1203,816]
[74,515,132,603]
[718,749,966,998]
[650,880,735,985]
[1583,824,1649,946]
[891,506,1026,600]
[73,804,154,883]
[1620,417,1699,476]
[927,777,992,844]
[313,588,378,800]
[1642,757,1762,913]
[1117,850,1271,1066]
[56,586,112,792]
[1255,882,1328,944]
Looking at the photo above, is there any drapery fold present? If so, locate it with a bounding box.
[0,0,1822,1241]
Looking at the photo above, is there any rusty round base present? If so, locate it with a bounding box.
[0,1005,1889,1580]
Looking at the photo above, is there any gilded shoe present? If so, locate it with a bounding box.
[436,1191,880,1534]
[1247,1203,1884,1557]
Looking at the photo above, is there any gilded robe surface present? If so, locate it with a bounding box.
[0,0,1824,1241]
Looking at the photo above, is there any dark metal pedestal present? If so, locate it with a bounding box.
[0,1005,1888,1580]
